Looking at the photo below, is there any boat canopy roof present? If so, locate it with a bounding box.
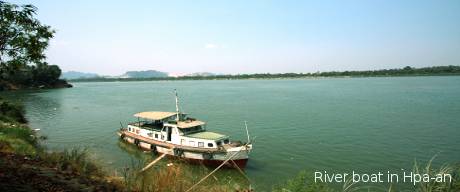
[186,131,227,140]
[177,120,205,128]
[134,111,177,120]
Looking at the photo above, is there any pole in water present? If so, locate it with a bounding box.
[141,153,166,172]
[244,121,250,143]
[186,143,250,192]
[174,89,180,121]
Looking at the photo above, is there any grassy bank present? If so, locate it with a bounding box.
[0,98,122,191]
[273,163,460,192]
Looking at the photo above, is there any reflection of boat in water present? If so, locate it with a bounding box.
[117,90,252,169]
[116,138,151,159]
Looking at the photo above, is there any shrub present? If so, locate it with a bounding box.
[0,98,27,123]
[272,171,333,192]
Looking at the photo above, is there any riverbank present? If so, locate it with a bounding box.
[0,98,122,191]
[0,151,121,191]
[0,79,72,91]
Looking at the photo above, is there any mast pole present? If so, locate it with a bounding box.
[244,121,250,143]
[175,89,180,121]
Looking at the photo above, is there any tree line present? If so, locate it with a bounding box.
[71,65,460,82]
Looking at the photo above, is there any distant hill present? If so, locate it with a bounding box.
[69,65,460,83]
[120,70,168,78]
[61,71,99,80]
[184,72,216,77]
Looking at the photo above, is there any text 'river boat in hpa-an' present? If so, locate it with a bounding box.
[117,90,253,169]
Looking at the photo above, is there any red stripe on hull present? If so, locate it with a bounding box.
[183,156,249,169]
[159,152,249,169]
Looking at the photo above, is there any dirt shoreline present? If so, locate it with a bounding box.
[0,152,120,192]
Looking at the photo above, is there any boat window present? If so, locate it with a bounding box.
[198,142,204,147]
[147,132,153,137]
[182,126,203,134]
[207,143,214,147]
[189,141,195,146]
[128,127,131,132]
[155,134,158,139]
[223,139,229,144]
[216,141,222,146]
[193,126,202,131]
[161,135,164,140]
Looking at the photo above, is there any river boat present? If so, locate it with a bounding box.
[117,90,253,169]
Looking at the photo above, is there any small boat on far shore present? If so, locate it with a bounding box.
[117,90,253,169]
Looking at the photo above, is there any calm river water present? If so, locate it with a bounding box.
[2,76,460,190]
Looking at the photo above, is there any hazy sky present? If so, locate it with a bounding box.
[10,0,460,75]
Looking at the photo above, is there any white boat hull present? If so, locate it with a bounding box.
[118,131,251,168]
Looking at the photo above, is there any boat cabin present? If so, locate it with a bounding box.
[127,111,230,149]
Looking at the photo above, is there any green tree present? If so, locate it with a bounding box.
[32,62,61,84]
[0,1,54,66]
[0,1,67,89]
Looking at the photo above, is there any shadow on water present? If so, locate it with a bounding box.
[117,139,152,160]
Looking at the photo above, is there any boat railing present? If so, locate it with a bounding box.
[128,121,148,126]
[128,121,163,130]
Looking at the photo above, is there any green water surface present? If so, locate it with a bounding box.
[2,76,460,190]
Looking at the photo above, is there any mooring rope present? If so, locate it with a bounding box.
[231,159,251,181]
